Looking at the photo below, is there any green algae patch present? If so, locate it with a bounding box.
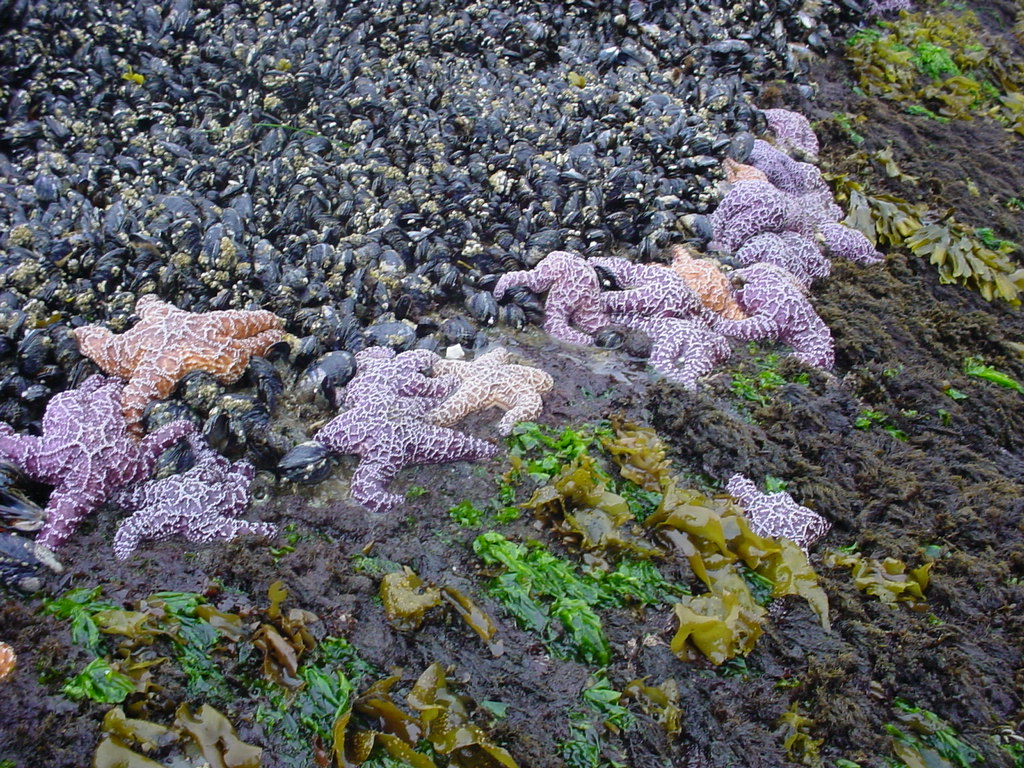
[560,674,635,768]
[886,699,981,768]
[826,551,932,606]
[670,583,766,665]
[963,357,1024,394]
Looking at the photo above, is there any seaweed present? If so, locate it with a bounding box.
[885,699,981,768]
[780,702,824,768]
[963,357,1024,394]
[620,678,682,738]
[560,674,634,768]
[826,551,932,606]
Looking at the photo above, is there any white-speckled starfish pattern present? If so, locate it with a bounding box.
[111,435,276,559]
[762,108,820,158]
[0,375,194,549]
[713,263,835,369]
[667,245,747,320]
[726,473,830,552]
[616,314,731,390]
[589,256,710,323]
[733,231,832,288]
[426,347,554,435]
[492,250,608,345]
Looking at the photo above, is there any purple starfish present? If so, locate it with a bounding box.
[110,435,276,559]
[726,473,830,552]
[708,180,845,255]
[819,222,884,265]
[748,139,836,207]
[761,108,820,158]
[615,314,731,390]
[712,263,835,369]
[291,347,497,513]
[493,250,608,345]
[588,257,712,324]
[734,232,832,288]
[0,375,194,549]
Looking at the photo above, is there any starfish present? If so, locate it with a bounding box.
[723,157,769,185]
[712,263,835,369]
[667,245,747,320]
[733,232,832,288]
[726,473,830,552]
[492,250,608,345]
[615,314,731,390]
[281,347,498,513]
[0,641,13,682]
[762,108,820,158]
[75,294,285,434]
[819,222,885,265]
[110,435,277,560]
[748,139,833,203]
[588,256,711,324]
[0,375,194,549]
[425,347,554,435]
[708,180,840,254]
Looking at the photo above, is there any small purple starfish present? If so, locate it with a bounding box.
[726,473,830,552]
[761,108,820,158]
[712,263,835,369]
[304,348,497,513]
[493,250,608,345]
[110,435,276,559]
[748,139,836,208]
[0,375,194,549]
[615,314,731,390]
[588,257,711,324]
[734,232,832,288]
[709,180,847,255]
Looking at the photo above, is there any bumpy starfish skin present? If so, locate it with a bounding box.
[110,435,275,559]
[75,295,285,433]
[726,473,830,552]
[492,251,608,344]
[0,375,194,549]
[748,139,834,203]
[713,264,835,368]
[723,157,769,185]
[425,347,554,435]
[762,108,820,158]
[733,232,832,288]
[667,245,747,320]
[313,349,497,513]
[589,256,710,323]
[819,222,884,265]
[0,641,13,682]
[708,181,839,254]
[616,314,731,390]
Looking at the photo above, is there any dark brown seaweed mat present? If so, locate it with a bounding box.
[4,6,1024,768]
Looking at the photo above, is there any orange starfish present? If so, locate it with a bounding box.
[723,157,769,185]
[0,641,14,682]
[667,246,747,320]
[75,295,284,434]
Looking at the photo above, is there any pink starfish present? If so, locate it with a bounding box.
[733,232,832,288]
[708,181,840,254]
[110,435,276,559]
[748,139,835,206]
[588,256,711,323]
[493,251,608,345]
[762,108,820,158]
[0,375,194,549]
[712,263,835,369]
[726,473,830,552]
[615,314,731,390]
[819,222,884,265]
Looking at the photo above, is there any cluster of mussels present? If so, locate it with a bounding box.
[479,109,883,387]
[0,0,870,437]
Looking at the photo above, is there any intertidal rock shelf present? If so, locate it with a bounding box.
[1,1,1024,767]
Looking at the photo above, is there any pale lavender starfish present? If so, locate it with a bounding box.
[342,347,456,411]
[493,250,608,345]
[614,314,731,390]
[762,108,819,158]
[712,263,835,369]
[588,257,712,324]
[748,139,836,209]
[819,222,884,265]
[726,473,830,552]
[708,180,838,254]
[0,375,194,549]
[283,347,497,513]
[734,232,832,288]
[110,435,276,559]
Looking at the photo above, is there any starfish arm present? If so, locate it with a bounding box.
[121,367,181,433]
[407,425,498,465]
[0,429,42,469]
[74,327,137,378]
[35,482,108,550]
[135,295,176,321]
[137,420,196,474]
[422,393,472,427]
[542,314,595,345]
[494,268,550,299]
[229,328,285,358]
[713,313,777,341]
[406,373,458,399]
[497,393,545,435]
[207,309,283,338]
[186,517,278,546]
[109,478,161,510]
[315,412,365,455]
[349,458,405,513]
